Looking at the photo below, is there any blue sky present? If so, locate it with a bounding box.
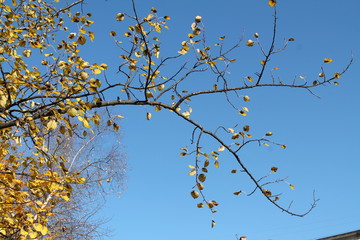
[75,0,360,239]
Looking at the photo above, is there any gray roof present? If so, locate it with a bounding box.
[317,229,360,240]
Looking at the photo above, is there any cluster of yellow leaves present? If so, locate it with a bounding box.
[113,8,172,101]
[0,151,81,238]
[180,145,223,216]
[0,0,118,238]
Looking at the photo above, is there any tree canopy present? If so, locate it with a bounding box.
[0,0,352,239]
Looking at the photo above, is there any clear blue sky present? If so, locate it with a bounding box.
[76,0,360,239]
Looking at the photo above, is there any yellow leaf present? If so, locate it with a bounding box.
[188,165,195,169]
[113,122,119,131]
[22,49,32,57]
[80,71,89,80]
[146,91,153,98]
[180,147,188,152]
[290,184,295,190]
[82,119,91,128]
[193,28,201,35]
[211,220,216,228]
[260,60,266,65]
[124,32,132,37]
[67,108,77,117]
[232,133,240,139]
[243,125,250,132]
[209,200,219,206]
[207,61,217,67]
[239,110,247,116]
[68,32,76,39]
[242,107,249,112]
[268,0,277,6]
[228,128,235,133]
[157,84,165,91]
[271,167,278,173]
[76,177,86,184]
[28,231,38,238]
[281,144,287,149]
[146,112,152,120]
[4,5,11,12]
[334,72,341,79]
[20,227,28,236]
[188,168,196,176]
[180,152,187,157]
[198,174,206,182]
[288,37,295,41]
[33,223,48,236]
[246,39,254,46]
[61,194,70,201]
[262,189,272,197]
[214,160,219,168]
[247,76,253,82]
[266,132,273,136]
[191,190,199,199]
[324,58,333,63]
[243,95,250,102]
[182,111,190,118]
[30,41,42,48]
[233,190,242,195]
[231,169,237,173]
[77,35,86,45]
[197,203,204,208]
[47,120,57,131]
[89,31,95,41]
[218,145,225,151]
[204,160,209,167]
[116,13,125,21]
[92,68,101,75]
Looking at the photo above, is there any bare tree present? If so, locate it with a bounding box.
[44,120,126,239]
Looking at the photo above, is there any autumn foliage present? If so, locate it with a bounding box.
[0,0,121,238]
[0,0,352,238]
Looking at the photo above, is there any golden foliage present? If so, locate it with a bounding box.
[268,0,277,7]
[0,0,348,233]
